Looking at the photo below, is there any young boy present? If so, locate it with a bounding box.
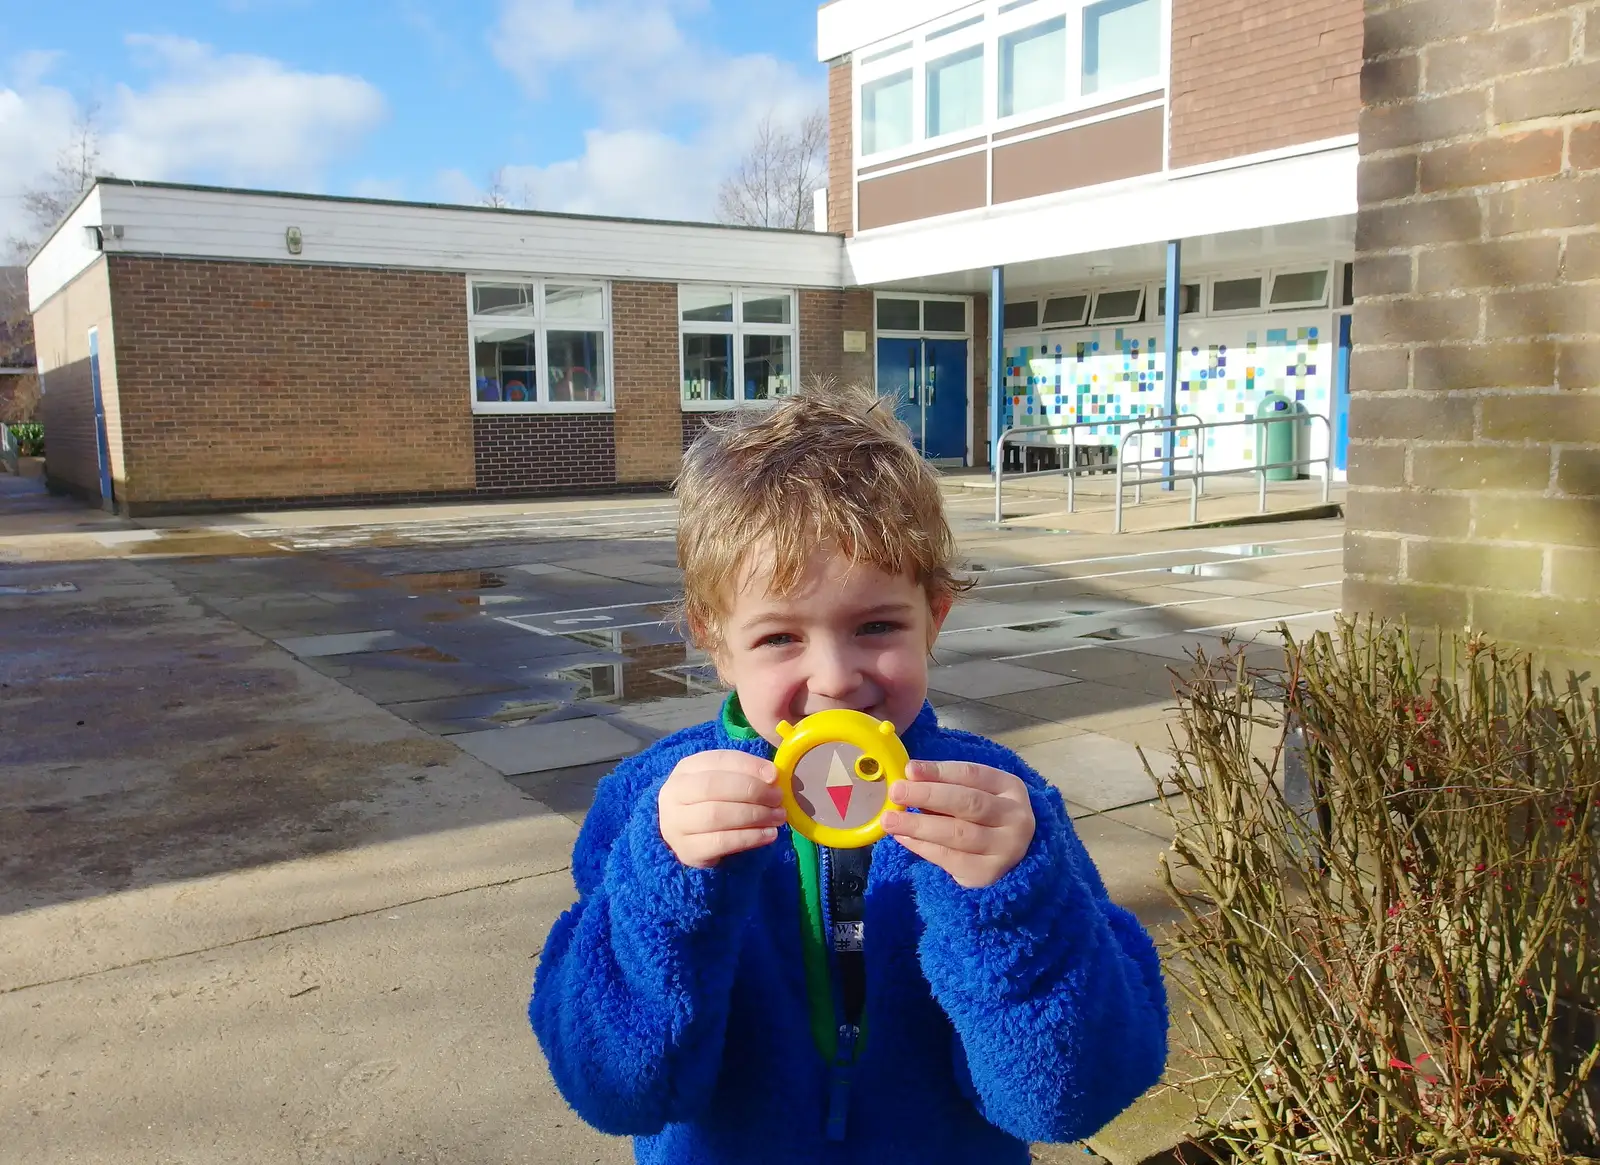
[531,383,1168,1163]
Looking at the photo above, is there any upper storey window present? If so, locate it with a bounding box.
[999,17,1066,118]
[927,45,986,137]
[863,70,914,154]
[1083,0,1161,95]
[857,0,1167,161]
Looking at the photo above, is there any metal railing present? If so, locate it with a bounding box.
[993,413,1202,523]
[1113,413,1334,534]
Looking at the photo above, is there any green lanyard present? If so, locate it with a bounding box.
[720,696,862,1063]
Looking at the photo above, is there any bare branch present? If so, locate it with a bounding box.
[716,105,828,231]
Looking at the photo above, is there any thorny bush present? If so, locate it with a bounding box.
[1154,617,1600,1165]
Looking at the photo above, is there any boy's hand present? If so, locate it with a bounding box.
[659,751,786,869]
[883,761,1035,889]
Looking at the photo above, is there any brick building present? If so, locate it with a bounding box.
[1345,0,1600,672]
[27,0,1365,514]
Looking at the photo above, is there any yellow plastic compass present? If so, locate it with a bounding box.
[773,709,909,849]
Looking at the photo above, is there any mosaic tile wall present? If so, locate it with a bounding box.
[1001,311,1339,474]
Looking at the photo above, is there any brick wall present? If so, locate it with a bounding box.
[611,280,680,484]
[106,256,474,509]
[828,60,855,235]
[474,414,616,494]
[1170,0,1363,169]
[799,288,874,389]
[1347,0,1600,672]
[32,258,116,504]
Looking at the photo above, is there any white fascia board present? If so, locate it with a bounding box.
[92,184,849,289]
[27,187,104,312]
[818,0,973,61]
[842,142,1359,287]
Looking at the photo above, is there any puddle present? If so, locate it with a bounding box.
[385,645,463,664]
[1085,626,1136,642]
[125,532,286,558]
[1162,563,1228,578]
[393,570,508,593]
[1211,544,1282,558]
[0,582,79,595]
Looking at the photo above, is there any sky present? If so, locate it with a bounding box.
[0,0,827,249]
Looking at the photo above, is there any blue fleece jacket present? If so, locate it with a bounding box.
[530,701,1168,1164]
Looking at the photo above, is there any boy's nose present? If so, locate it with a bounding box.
[806,643,863,700]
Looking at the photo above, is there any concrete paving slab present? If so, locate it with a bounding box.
[303,654,525,704]
[611,692,729,737]
[927,658,1077,699]
[0,871,630,1165]
[451,717,642,776]
[274,629,421,657]
[932,699,1056,740]
[984,678,1170,725]
[1017,732,1171,813]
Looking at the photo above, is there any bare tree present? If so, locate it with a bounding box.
[481,167,533,210]
[6,109,109,261]
[716,109,827,231]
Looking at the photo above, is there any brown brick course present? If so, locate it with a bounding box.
[1169,0,1362,169]
[1412,341,1556,390]
[611,280,681,485]
[1418,130,1564,191]
[1421,18,1574,93]
[1415,238,1562,291]
[828,60,854,236]
[800,288,874,389]
[104,256,474,508]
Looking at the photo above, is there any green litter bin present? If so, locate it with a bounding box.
[1256,393,1300,482]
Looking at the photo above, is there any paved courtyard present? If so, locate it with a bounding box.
[0,472,1342,1163]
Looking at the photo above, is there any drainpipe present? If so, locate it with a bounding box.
[990,265,1004,482]
[1163,239,1182,493]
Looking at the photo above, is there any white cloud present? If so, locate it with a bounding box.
[349,176,408,201]
[106,36,386,188]
[0,37,387,250]
[474,0,823,221]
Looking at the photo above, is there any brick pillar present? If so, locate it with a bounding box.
[828,60,855,236]
[1347,0,1600,672]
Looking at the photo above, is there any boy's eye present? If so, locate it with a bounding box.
[858,621,901,637]
[757,632,797,648]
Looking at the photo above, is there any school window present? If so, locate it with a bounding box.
[470,278,610,410]
[927,45,986,138]
[856,1,1168,161]
[862,70,915,155]
[999,16,1066,118]
[681,286,798,408]
[1082,0,1161,95]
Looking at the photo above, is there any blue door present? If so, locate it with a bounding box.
[88,327,114,509]
[876,337,968,463]
[1332,314,1352,473]
[922,339,968,462]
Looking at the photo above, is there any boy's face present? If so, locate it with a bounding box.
[708,544,950,746]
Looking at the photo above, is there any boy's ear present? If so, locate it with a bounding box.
[687,614,732,681]
[927,594,953,646]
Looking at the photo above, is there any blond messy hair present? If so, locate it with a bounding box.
[674,379,973,652]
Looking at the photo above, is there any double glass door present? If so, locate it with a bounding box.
[875,337,968,463]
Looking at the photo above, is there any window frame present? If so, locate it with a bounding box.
[852,0,1169,170]
[1207,272,1268,317]
[1041,292,1091,328]
[679,284,801,411]
[1268,265,1335,312]
[1090,285,1146,325]
[468,275,613,414]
